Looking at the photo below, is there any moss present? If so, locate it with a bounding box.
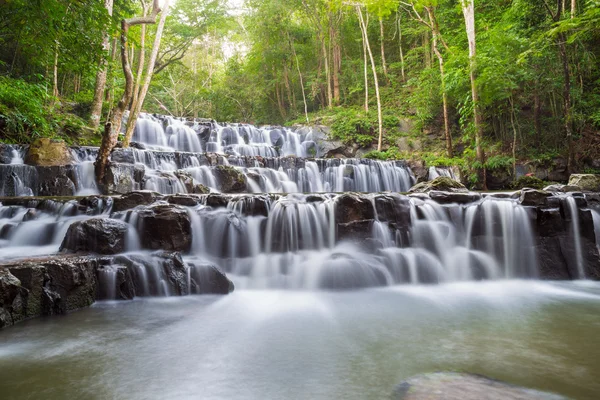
[511,176,545,190]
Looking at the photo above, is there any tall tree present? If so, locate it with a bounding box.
[89,0,115,129]
[95,0,163,181]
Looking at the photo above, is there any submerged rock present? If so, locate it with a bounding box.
[409,176,468,193]
[60,218,129,255]
[568,174,600,192]
[24,138,74,166]
[392,372,566,400]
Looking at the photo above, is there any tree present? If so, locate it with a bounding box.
[460,0,485,188]
[89,0,115,129]
[95,0,164,181]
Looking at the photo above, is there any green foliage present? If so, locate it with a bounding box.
[0,77,52,140]
[485,155,514,171]
[511,176,546,190]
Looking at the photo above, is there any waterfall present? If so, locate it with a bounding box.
[565,196,585,279]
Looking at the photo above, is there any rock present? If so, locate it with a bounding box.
[24,138,74,166]
[519,189,550,206]
[110,148,135,164]
[192,183,210,194]
[101,162,139,194]
[337,220,373,241]
[512,176,545,190]
[428,190,482,204]
[36,165,78,196]
[409,177,468,193]
[335,193,375,223]
[60,218,129,255]
[392,372,566,400]
[0,269,26,328]
[486,168,513,190]
[212,165,247,193]
[206,193,231,208]
[112,190,162,212]
[2,255,103,325]
[137,204,192,251]
[166,194,202,207]
[568,174,600,192]
[187,261,234,294]
[174,170,195,193]
[543,184,581,193]
[407,160,428,183]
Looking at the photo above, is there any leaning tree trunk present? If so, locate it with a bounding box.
[123,0,171,148]
[357,6,383,152]
[360,16,369,112]
[379,17,388,80]
[461,0,486,189]
[89,0,114,129]
[95,0,162,182]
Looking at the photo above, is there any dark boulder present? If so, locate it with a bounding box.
[166,194,202,207]
[60,218,129,255]
[111,148,135,164]
[112,190,162,212]
[518,189,550,206]
[213,165,247,193]
[428,190,482,204]
[137,204,192,251]
[101,162,139,194]
[335,193,375,223]
[0,269,27,328]
[36,165,77,196]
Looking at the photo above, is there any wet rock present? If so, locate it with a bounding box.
[24,138,74,166]
[206,193,231,208]
[428,190,482,204]
[166,194,202,207]
[138,204,192,251]
[213,165,247,193]
[543,184,581,193]
[0,269,26,328]
[409,177,468,193]
[112,190,162,212]
[519,189,550,206]
[111,148,135,164]
[407,160,428,183]
[102,162,139,194]
[335,193,375,223]
[486,168,513,190]
[192,183,210,194]
[36,165,77,196]
[187,261,234,294]
[568,174,600,192]
[96,264,135,300]
[392,372,566,400]
[2,256,103,324]
[60,218,129,255]
[337,220,373,242]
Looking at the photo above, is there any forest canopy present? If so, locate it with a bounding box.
[1,0,600,184]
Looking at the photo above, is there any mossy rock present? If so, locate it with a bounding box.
[568,174,600,192]
[213,165,247,193]
[409,177,467,193]
[24,138,74,166]
[512,176,545,190]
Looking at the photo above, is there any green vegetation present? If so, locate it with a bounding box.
[0,0,599,184]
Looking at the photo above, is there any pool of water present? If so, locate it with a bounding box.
[1,281,599,400]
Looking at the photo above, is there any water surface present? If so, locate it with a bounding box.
[1,281,599,400]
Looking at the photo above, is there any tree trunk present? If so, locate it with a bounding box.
[332,23,341,104]
[533,85,541,148]
[290,34,309,123]
[426,6,452,157]
[360,16,369,112]
[397,12,406,82]
[95,0,163,182]
[130,3,150,123]
[379,17,388,80]
[52,41,59,101]
[510,97,518,181]
[357,6,383,152]
[461,0,485,189]
[571,0,576,18]
[558,33,573,171]
[323,41,332,109]
[123,0,171,148]
[90,0,114,128]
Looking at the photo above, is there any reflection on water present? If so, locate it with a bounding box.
[0,281,599,400]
